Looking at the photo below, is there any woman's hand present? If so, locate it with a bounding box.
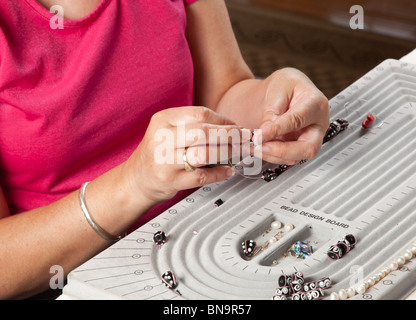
[253,68,330,165]
[123,107,243,203]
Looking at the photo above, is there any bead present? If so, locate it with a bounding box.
[347,287,356,298]
[268,237,277,245]
[327,245,341,260]
[310,289,323,300]
[291,280,302,293]
[327,235,356,261]
[389,261,399,271]
[291,292,307,300]
[317,277,331,289]
[280,285,292,296]
[356,284,366,295]
[278,274,287,287]
[286,274,293,286]
[344,234,357,246]
[291,293,300,300]
[336,241,349,255]
[410,244,416,255]
[338,289,348,300]
[323,119,349,143]
[213,199,224,207]
[262,169,278,182]
[293,271,304,282]
[403,249,413,260]
[377,272,385,280]
[288,241,313,259]
[366,277,376,287]
[153,231,167,246]
[161,270,177,289]
[241,240,257,257]
[362,113,375,129]
[395,256,406,266]
[271,220,282,229]
[330,292,340,300]
[284,224,294,232]
[381,267,390,276]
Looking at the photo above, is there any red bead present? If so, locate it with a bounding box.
[362,113,375,129]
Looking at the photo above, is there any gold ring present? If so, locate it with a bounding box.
[183,147,196,172]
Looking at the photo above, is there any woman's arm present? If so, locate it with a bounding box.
[185,0,258,129]
[0,107,237,299]
[0,163,153,299]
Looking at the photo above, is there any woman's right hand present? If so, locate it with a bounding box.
[122,107,244,204]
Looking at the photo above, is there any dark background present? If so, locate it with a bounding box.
[226,0,416,99]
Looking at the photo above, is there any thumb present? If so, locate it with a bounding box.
[254,89,290,145]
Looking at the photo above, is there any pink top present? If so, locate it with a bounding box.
[0,0,198,227]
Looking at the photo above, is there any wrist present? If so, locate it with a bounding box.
[82,163,156,238]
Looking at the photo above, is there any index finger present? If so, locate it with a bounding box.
[257,100,325,145]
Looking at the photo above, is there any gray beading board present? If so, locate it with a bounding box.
[62,59,416,300]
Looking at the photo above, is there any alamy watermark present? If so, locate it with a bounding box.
[48,4,365,31]
[49,5,64,29]
[49,265,65,290]
[350,5,365,30]
[153,124,263,175]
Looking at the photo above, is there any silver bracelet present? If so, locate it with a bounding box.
[79,181,124,242]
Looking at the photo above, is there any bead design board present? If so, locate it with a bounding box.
[62,59,416,300]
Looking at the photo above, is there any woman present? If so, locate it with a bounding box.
[0,0,329,299]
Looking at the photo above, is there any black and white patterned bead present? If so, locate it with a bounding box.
[327,244,342,260]
[317,277,332,289]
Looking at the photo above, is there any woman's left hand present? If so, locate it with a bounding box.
[253,68,330,165]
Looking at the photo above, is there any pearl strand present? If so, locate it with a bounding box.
[330,240,416,300]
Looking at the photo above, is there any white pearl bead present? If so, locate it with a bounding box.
[330,292,340,300]
[268,237,277,244]
[382,267,390,276]
[395,256,405,266]
[347,287,356,298]
[367,277,376,287]
[284,224,294,232]
[389,261,398,271]
[338,289,348,300]
[271,220,282,229]
[409,244,416,255]
[356,284,366,295]
[403,249,413,261]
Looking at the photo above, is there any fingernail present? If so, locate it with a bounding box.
[226,167,235,177]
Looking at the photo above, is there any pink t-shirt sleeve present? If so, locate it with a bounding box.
[184,0,199,5]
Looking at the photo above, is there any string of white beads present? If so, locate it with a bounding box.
[330,240,416,300]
